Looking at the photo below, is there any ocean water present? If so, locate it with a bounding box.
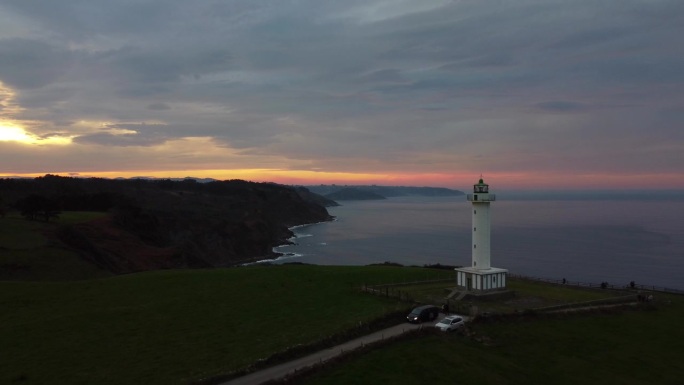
[273,196,684,290]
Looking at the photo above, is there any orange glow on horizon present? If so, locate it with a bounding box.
[1,169,683,190]
[0,169,467,188]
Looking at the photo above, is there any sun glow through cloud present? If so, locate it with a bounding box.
[0,123,31,142]
[0,81,71,145]
[0,122,71,145]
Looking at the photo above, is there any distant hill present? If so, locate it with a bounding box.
[0,175,333,278]
[293,186,340,207]
[304,185,464,201]
[324,187,386,201]
[124,176,219,184]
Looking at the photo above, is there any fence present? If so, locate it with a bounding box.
[361,274,683,314]
[361,278,472,314]
[363,275,684,297]
[530,294,639,313]
[508,274,684,295]
[361,278,454,300]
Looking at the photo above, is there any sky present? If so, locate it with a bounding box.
[0,0,682,190]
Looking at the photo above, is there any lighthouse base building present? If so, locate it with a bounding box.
[455,267,508,292]
[455,178,508,292]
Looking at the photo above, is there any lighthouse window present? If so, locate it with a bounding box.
[474,244,476,249]
[474,227,476,231]
[474,210,476,214]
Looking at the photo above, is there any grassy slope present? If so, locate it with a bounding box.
[0,213,111,281]
[4,214,681,384]
[300,295,684,385]
[0,265,452,385]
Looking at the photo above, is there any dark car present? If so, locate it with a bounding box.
[406,305,440,323]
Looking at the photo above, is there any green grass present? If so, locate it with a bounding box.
[508,279,623,302]
[300,295,684,385]
[483,278,627,313]
[0,265,452,385]
[53,211,108,225]
[2,214,676,385]
[0,215,50,249]
[383,277,624,314]
[386,280,454,304]
[0,212,111,281]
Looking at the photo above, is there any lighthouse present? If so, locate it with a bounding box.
[455,178,508,291]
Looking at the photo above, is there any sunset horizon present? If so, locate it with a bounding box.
[1,1,683,192]
[2,169,682,191]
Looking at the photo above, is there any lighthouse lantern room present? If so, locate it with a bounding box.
[455,178,508,292]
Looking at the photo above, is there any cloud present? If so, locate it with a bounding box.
[147,103,171,111]
[72,123,173,147]
[72,132,166,147]
[0,38,73,89]
[0,0,682,187]
[536,101,588,113]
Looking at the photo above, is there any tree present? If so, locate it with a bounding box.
[16,194,61,221]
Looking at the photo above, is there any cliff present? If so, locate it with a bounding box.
[1,176,333,274]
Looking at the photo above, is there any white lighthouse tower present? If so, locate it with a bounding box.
[455,178,508,291]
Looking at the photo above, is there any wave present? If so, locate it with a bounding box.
[288,218,335,231]
[241,252,304,266]
[278,218,334,246]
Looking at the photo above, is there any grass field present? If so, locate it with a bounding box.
[0,265,452,385]
[374,276,626,314]
[0,212,111,281]
[299,294,684,385]
[3,214,681,385]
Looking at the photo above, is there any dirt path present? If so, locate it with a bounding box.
[219,320,441,385]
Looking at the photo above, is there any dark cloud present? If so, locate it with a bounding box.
[0,0,181,40]
[116,84,173,98]
[147,103,171,111]
[73,132,155,147]
[356,69,407,84]
[0,38,73,89]
[16,86,77,108]
[536,101,588,113]
[0,0,682,184]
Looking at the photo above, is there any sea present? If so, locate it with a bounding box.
[272,193,684,290]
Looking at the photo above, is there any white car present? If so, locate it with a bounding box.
[435,315,464,332]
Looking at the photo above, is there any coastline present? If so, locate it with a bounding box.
[249,197,684,290]
[242,217,337,266]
